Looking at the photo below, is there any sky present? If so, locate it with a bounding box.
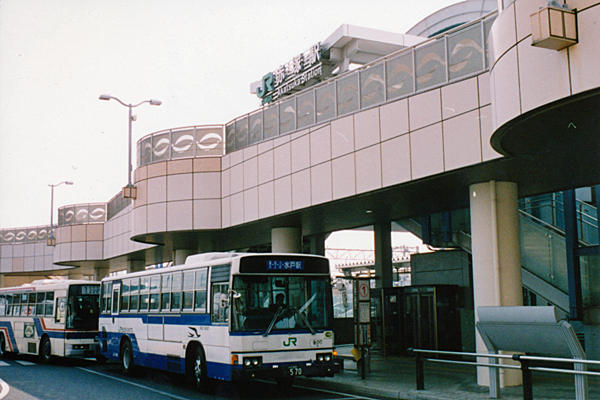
[0,0,459,229]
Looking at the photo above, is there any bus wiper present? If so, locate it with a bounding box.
[290,306,316,335]
[263,306,285,337]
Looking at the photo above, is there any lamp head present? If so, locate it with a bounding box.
[65,181,74,185]
[99,94,111,101]
[149,99,162,106]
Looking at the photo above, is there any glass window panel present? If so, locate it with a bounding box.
[195,269,207,290]
[172,273,182,291]
[140,137,153,166]
[122,280,130,295]
[130,293,138,311]
[484,17,496,69]
[162,274,171,291]
[248,111,263,145]
[263,105,279,139]
[14,294,21,304]
[415,39,447,91]
[386,52,414,100]
[183,292,194,309]
[149,294,159,311]
[235,117,249,150]
[448,24,484,81]
[226,122,236,153]
[140,294,149,312]
[361,63,385,108]
[28,293,36,304]
[316,82,336,123]
[37,292,45,303]
[140,277,149,293]
[36,303,44,316]
[74,205,90,224]
[150,276,160,292]
[161,293,170,311]
[171,292,181,311]
[194,290,207,312]
[152,132,171,162]
[196,127,224,156]
[121,295,129,311]
[297,91,315,129]
[21,293,27,304]
[336,73,359,116]
[279,99,296,135]
[183,271,194,291]
[171,129,195,159]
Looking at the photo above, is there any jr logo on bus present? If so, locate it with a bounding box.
[283,337,297,347]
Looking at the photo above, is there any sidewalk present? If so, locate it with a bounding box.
[295,345,600,400]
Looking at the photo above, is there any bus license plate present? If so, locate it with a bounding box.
[287,366,303,376]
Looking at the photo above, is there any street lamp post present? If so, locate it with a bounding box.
[99,94,161,199]
[47,181,73,246]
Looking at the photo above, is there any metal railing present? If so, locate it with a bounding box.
[224,12,497,154]
[411,348,598,400]
[136,125,225,168]
[0,225,50,244]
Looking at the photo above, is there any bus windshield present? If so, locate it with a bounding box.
[67,285,100,331]
[231,275,331,334]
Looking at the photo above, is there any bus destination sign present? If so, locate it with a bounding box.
[266,260,305,271]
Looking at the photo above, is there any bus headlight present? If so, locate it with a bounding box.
[243,356,262,368]
[316,352,333,363]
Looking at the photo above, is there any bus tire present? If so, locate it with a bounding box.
[39,335,53,364]
[120,339,135,376]
[186,344,211,393]
[0,333,6,358]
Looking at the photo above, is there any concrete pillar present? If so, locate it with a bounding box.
[272,228,302,253]
[174,249,195,266]
[68,271,84,280]
[127,260,146,274]
[374,222,393,288]
[94,266,110,281]
[470,181,523,387]
[0,274,4,288]
[308,233,327,256]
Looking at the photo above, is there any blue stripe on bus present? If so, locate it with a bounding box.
[99,313,211,325]
[0,321,19,353]
[34,319,65,339]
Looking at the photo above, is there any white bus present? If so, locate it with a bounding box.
[99,253,338,391]
[0,279,101,362]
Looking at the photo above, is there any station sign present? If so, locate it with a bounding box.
[256,43,323,104]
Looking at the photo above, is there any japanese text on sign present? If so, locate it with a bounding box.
[266,260,305,271]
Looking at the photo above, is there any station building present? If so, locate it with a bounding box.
[1,0,600,386]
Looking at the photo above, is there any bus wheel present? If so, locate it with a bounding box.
[0,333,6,358]
[120,340,135,376]
[187,345,211,393]
[39,335,53,364]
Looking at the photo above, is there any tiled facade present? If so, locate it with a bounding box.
[0,0,598,278]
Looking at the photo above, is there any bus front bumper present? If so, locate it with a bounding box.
[232,360,340,380]
[65,343,100,358]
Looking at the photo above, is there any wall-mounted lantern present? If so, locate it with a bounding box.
[531,3,578,51]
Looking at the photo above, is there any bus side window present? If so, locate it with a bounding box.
[45,292,54,316]
[149,276,160,311]
[101,282,112,313]
[5,295,12,316]
[211,283,229,324]
[0,295,5,316]
[56,297,67,324]
[140,277,150,312]
[36,292,45,316]
[194,269,207,313]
